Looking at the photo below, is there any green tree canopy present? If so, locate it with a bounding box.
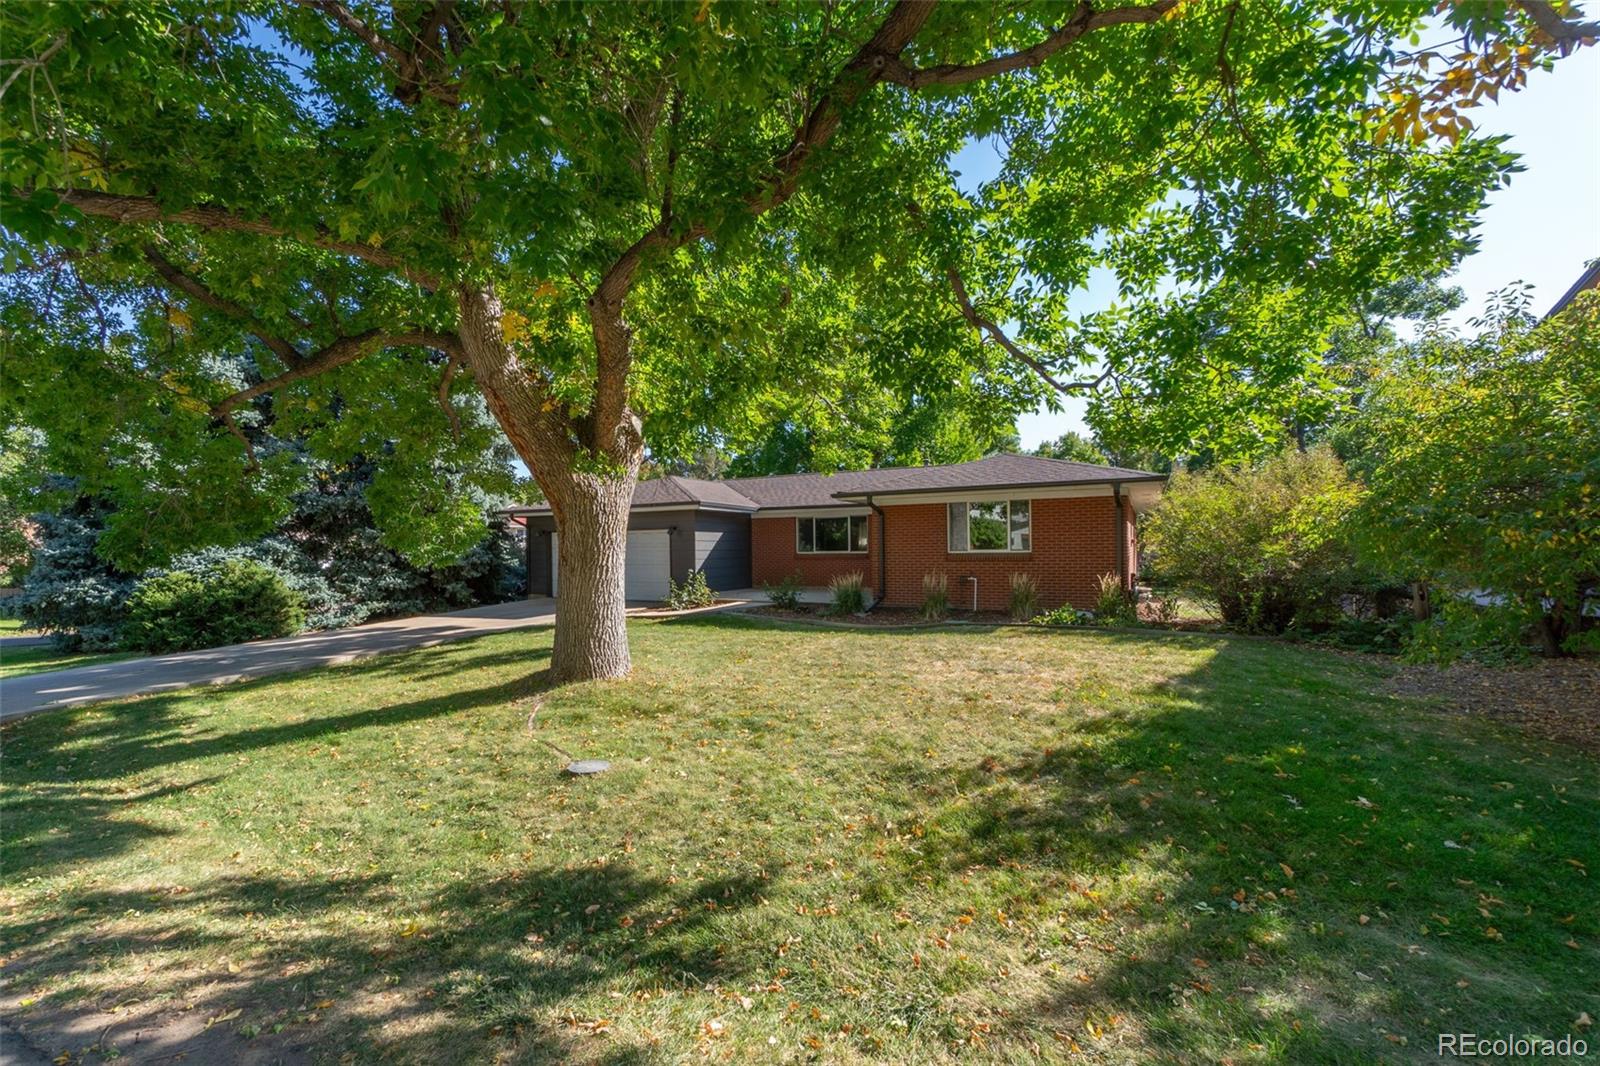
[1340,290,1600,657]
[2,0,1587,678]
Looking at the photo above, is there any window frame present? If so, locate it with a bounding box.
[796,513,870,555]
[947,499,1032,553]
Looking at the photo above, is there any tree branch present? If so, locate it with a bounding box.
[211,328,461,416]
[55,189,441,289]
[879,0,1180,89]
[296,0,408,66]
[946,267,1111,395]
[747,0,935,218]
[142,245,308,368]
[294,0,462,105]
[584,0,1165,452]
[1514,0,1600,43]
[0,32,67,101]
[436,355,463,440]
[218,409,260,472]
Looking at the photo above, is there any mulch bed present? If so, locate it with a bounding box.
[1387,658,1600,752]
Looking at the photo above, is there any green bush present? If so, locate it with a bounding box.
[666,569,716,610]
[763,573,804,611]
[1142,446,1366,633]
[1008,573,1040,622]
[826,572,867,616]
[1341,294,1600,657]
[1030,605,1094,626]
[920,572,949,621]
[124,560,304,653]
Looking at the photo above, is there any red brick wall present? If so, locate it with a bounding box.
[751,513,881,592]
[876,495,1135,612]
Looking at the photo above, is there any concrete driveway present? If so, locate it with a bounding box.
[0,598,556,723]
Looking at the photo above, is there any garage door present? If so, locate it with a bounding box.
[551,529,672,602]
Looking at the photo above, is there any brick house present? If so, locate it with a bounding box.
[507,453,1165,611]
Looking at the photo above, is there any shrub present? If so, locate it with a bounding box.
[920,572,950,621]
[666,569,716,610]
[1341,295,1600,657]
[10,506,135,650]
[1094,572,1135,625]
[764,572,804,611]
[1142,446,1366,633]
[1401,598,1535,666]
[1030,605,1094,626]
[124,560,305,653]
[826,572,867,616]
[1140,594,1181,628]
[1008,573,1039,622]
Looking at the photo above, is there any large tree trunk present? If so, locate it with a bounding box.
[548,474,635,680]
[453,282,642,682]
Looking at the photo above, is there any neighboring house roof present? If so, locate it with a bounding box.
[1546,258,1600,319]
[506,453,1164,515]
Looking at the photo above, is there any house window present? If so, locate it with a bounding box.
[797,514,869,554]
[948,500,1030,552]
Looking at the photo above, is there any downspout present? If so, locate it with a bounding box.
[866,496,887,612]
[1113,482,1127,593]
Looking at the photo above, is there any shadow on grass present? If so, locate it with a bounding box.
[862,637,1593,1061]
[3,622,1592,1063]
[1,643,553,879]
[2,861,770,1065]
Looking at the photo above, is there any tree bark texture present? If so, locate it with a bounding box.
[454,282,641,682]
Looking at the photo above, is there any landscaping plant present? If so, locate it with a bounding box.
[1093,572,1137,626]
[123,559,305,653]
[763,573,804,612]
[1008,573,1040,622]
[1142,447,1367,633]
[666,570,716,611]
[1029,604,1094,627]
[826,572,867,616]
[920,572,950,621]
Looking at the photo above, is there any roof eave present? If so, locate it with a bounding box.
[830,473,1169,501]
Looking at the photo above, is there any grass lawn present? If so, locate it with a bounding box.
[1,618,1593,1064]
[0,644,134,680]
[0,616,24,634]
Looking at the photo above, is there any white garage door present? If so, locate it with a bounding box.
[551,529,672,602]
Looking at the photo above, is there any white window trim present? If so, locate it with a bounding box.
[796,514,869,555]
[948,499,1032,554]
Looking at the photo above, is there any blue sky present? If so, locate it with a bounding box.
[956,44,1600,449]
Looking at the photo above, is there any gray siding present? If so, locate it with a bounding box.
[692,511,752,591]
[521,508,705,595]
[527,529,552,596]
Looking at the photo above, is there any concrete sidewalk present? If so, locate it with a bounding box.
[0,598,557,723]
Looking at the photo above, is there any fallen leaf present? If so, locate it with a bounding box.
[1280,863,1295,880]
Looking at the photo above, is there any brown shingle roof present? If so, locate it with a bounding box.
[725,453,1161,507]
[506,454,1162,515]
